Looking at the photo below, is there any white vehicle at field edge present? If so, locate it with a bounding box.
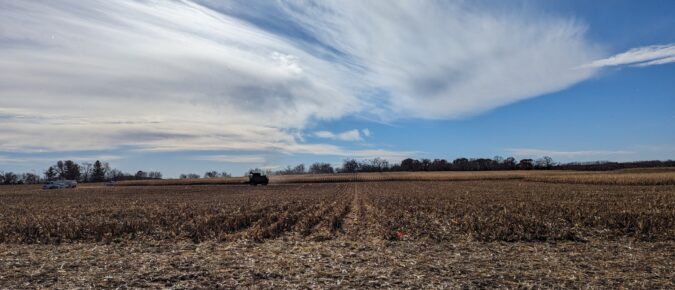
[42,180,77,189]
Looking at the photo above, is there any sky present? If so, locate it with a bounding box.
[1,0,674,177]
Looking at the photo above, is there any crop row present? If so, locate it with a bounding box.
[0,184,349,244]
[362,181,675,241]
[1,181,673,244]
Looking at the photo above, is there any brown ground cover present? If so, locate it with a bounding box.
[2,240,672,289]
[1,178,674,288]
[114,169,675,186]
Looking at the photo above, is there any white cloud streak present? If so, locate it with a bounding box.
[583,44,675,68]
[0,1,606,157]
[633,55,675,67]
[0,0,358,155]
[314,129,364,141]
[507,148,634,159]
[190,155,266,163]
[276,1,600,119]
[0,155,123,164]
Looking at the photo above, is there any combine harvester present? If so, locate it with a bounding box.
[248,170,269,186]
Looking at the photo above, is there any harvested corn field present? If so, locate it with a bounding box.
[1,178,674,288]
[113,169,675,186]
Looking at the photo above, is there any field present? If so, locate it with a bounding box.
[1,171,674,288]
[115,169,675,186]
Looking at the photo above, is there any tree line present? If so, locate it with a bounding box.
[1,157,672,185]
[254,157,675,175]
[264,156,554,175]
[0,159,237,184]
[0,160,162,185]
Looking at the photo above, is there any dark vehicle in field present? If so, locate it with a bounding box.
[248,171,269,186]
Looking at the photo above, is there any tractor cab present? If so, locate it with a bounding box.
[248,170,269,186]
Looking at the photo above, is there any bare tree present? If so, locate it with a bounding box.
[518,159,534,170]
[148,171,163,179]
[134,171,149,179]
[504,157,517,170]
[180,173,200,179]
[372,158,390,171]
[204,171,219,178]
[309,162,335,174]
[340,159,359,173]
[2,172,18,184]
[107,169,124,181]
[22,173,40,184]
[400,158,419,171]
[429,159,451,171]
[535,156,556,169]
[276,164,306,175]
[452,158,469,171]
[81,162,93,182]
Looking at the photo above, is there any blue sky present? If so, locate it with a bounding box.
[1,0,674,177]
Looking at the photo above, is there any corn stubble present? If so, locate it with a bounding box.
[114,169,675,186]
[1,179,673,244]
[1,177,674,288]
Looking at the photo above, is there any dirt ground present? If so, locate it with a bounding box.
[1,180,674,288]
[0,239,673,289]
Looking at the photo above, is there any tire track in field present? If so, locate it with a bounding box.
[340,183,362,239]
[340,181,387,241]
[295,184,350,241]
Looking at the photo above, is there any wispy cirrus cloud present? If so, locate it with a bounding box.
[507,148,634,159]
[0,0,617,160]
[583,44,675,68]
[273,1,601,119]
[187,147,418,167]
[190,155,266,163]
[314,129,366,142]
[0,0,359,155]
[0,154,123,164]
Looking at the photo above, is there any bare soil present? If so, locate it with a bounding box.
[1,240,672,289]
[1,180,674,288]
